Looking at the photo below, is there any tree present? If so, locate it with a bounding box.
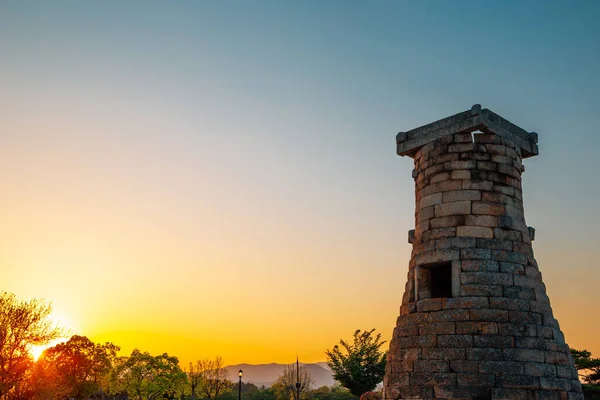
[35,335,120,400]
[113,349,187,400]
[571,348,600,397]
[325,329,387,397]
[272,363,312,400]
[0,292,64,398]
[192,356,231,400]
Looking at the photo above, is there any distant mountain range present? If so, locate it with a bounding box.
[225,363,334,388]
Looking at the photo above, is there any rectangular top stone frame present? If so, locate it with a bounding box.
[396,104,539,158]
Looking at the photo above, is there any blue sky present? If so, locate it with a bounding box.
[1,1,599,363]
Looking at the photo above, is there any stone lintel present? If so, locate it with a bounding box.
[396,105,540,158]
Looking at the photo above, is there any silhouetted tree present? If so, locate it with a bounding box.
[325,330,386,397]
[571,348,600,398]
[0,292,64,398]
[35,335,120,400]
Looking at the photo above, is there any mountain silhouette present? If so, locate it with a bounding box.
[225,363,334,388]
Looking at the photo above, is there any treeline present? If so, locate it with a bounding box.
[0,292,363,400]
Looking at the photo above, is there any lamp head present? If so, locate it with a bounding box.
[239,369,243,378]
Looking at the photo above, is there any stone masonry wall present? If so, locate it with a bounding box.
[384,132,583,400]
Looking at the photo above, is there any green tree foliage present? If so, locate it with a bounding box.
[571,348,600,398]
[0,292,64,398]
[272,364,312,400]
[35,335,120,400]
[112,349,187,400]
[310,385,357,400]
[325,329,387,397]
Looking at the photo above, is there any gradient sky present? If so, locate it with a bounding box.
[1,1,599,366]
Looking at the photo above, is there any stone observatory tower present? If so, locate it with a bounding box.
[383,105,582,400]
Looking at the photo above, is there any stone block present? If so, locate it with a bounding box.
[435,237,476,249]
[516,337,548,350]
[473,335,514,348]
[504,285,535,300]
[504,348,545,363]
[477,238,513,250]
[457,225,493,238]
[457,373,495,387]
[460,248,492,260]
[461,284,503,297]
[491,154,513,164]
[427,309,470,322]
[410,372,457,386]
[480,361,524,374]
[430,171,451,183]
[453,132,473,143]
[497,375,540,389]
[500,262,525,275]
[478,161,498,172]
[442,189,481,203]
[415,219,429,235]
[464,214,498,227]
[514,275,546,291]
[444,160,476,170]
[534,391,562,400]
[510,310,543,325]
[417,205,434,222]
[524,362,557,377]
[398,385,433,399]
[461,259,499,271]
[448,143,478,153]
[492,250,528,264]
[540,377,571,391]
[429,215,464,229]
[449,359,479,372]
[472,201,506,215]
[419,179,463,198]
[417,298,442,312]
[498,163,521,178]
[408,229,415,244]
[415,249,460,265]
[398,335,437,349]
[434,201,471,217]
[457,321,498,335]
[467,347,504,360]
[437,334,473,348]
[419,322,455,335]
[421,227,456,240]
[462,179,494,190]
[490,297,530,311]
[493,228,522,241]
[462,271,513,285]
[470,309,509,322]
[443,296,489,309]
[412,360,449,373]
[499,323,537,337]
[529,226,536,240]
[492,388,536,400]
[450,169,471,180]
[486,144,507,155]
[419,192,443,209]
[526,266,542,280]
[421,347,466,360]
[546,351,570,364]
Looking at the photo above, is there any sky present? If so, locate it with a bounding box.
[1,1,599,367]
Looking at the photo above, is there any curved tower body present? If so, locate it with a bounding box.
[383,105,583,400]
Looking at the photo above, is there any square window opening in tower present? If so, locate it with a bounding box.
[416,262,453,300]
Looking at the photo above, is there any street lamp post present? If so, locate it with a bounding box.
[238,370,243,400]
